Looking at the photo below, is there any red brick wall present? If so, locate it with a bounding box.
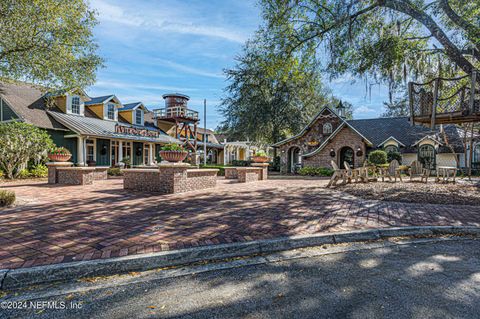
[303,126,366,168]
[278,110,343,173]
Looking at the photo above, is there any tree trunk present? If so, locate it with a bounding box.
[380,0,475,75]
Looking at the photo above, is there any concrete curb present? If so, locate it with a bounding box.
[1,226,479,290]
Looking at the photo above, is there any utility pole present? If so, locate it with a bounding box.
[203,99,207,166]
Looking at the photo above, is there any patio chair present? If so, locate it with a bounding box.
[327,161,346,187]
[344,162,367,183]
[378,160,402,182]
[408,160,429,183]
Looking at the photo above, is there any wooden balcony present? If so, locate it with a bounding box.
[153,106,199,123]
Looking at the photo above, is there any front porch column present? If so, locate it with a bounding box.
[77,136,85,166]
[118,140,123,163]
[149,143,154,165]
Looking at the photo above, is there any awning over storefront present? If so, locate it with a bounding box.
[48,111,180,144]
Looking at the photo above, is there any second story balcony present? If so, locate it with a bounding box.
[153,106,199,122]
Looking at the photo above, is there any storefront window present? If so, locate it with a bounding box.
[111,141,119,166]
[122,142,132,159]
[86,139,95,161]
[144,144,150,165]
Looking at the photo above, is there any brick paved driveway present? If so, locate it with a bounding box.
[0,177,478,270]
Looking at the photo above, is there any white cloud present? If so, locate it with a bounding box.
[91,0,248,43]
[354,106,375,114]
[153,59,224,79]
[95,80,199,92]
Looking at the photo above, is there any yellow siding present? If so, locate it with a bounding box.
[55,96,67,113]
[87,103,104,118]
[119,110,133,124]
[402,154,417,166]
[383,139,398,147]
[157,121,175,134]
[436,154,457,167]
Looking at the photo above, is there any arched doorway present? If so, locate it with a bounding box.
[339,147,354,168]
[287,146,301,173]
[418,144,435,170]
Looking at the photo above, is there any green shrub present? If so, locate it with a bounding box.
[368,150,388,165]
[255,150,268,157]
[161,143,185,151]
[298,166,334,176]
[0,170,3,179]
[17,169,31,179]
[269,156,280,172]
[29,164,48,178]
[0,190,16,207]
[199,165,225,176]
[108,167,123,176]
[386,150,402,164]
[121,156,131,167]
[231,160,251,167]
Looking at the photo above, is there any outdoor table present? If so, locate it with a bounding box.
[436,166,458,183]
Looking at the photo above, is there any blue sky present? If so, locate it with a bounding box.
[88,0,389,130]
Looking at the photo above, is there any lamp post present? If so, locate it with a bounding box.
[203,99,207,166]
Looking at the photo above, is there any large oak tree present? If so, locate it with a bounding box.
[261,0,480,105]
[0,0,103,89]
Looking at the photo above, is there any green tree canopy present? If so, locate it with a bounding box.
[0,0,103,90]
[261,0,480,103]
[0,122,54,179]
[219,28,341,144]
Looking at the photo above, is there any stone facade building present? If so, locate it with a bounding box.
[274,105,478,174]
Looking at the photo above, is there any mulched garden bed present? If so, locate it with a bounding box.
[338,180,480,206]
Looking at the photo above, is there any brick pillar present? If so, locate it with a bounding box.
[45,162,74,184]
[158,163,190,194]
[251,163,269,180]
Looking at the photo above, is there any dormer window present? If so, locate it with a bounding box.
[323,122,333,134]
[135,109,143,125]
[71,96,81,114]
[107,103,116,120]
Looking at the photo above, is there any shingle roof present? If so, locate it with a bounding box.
[346,117,433,148]
[119,102,145,111]
[0,81,68,130]
[84,95,114,105]
[47,111,180,144]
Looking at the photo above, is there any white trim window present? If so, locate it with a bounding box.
[107,103,116,120]
[86,139,96,162]
[135,109,143,125]
[71,96,81,114]
[323,122,333,134]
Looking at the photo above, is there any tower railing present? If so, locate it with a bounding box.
[153,106,199,121]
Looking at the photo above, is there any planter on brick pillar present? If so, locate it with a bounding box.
[45,162,74,184]
[251,163,269,180]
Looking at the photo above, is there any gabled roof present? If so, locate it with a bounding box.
[302,122,346,158]
[84,95,120,105]
[378,136,406,147]
[346,117,433,148]
[119,102,147,112]
[273,106,373,147]
[0,81,68,130]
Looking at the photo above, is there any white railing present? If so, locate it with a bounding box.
[153,106,199,121]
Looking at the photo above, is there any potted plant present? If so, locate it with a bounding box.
[48,147,72,162]
[159,143,188,162]
[86,159,96,167]
[120,156,131,169]
[251,150,270,163]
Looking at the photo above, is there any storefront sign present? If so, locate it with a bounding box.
[115,125,160,138]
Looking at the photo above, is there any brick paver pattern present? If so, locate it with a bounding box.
[0,178,478,269]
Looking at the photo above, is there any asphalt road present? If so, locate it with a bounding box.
[1,238,479,319]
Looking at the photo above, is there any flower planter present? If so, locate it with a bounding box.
[251,156,270,163]
[48,154,72,162]
[159,150,188,163]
